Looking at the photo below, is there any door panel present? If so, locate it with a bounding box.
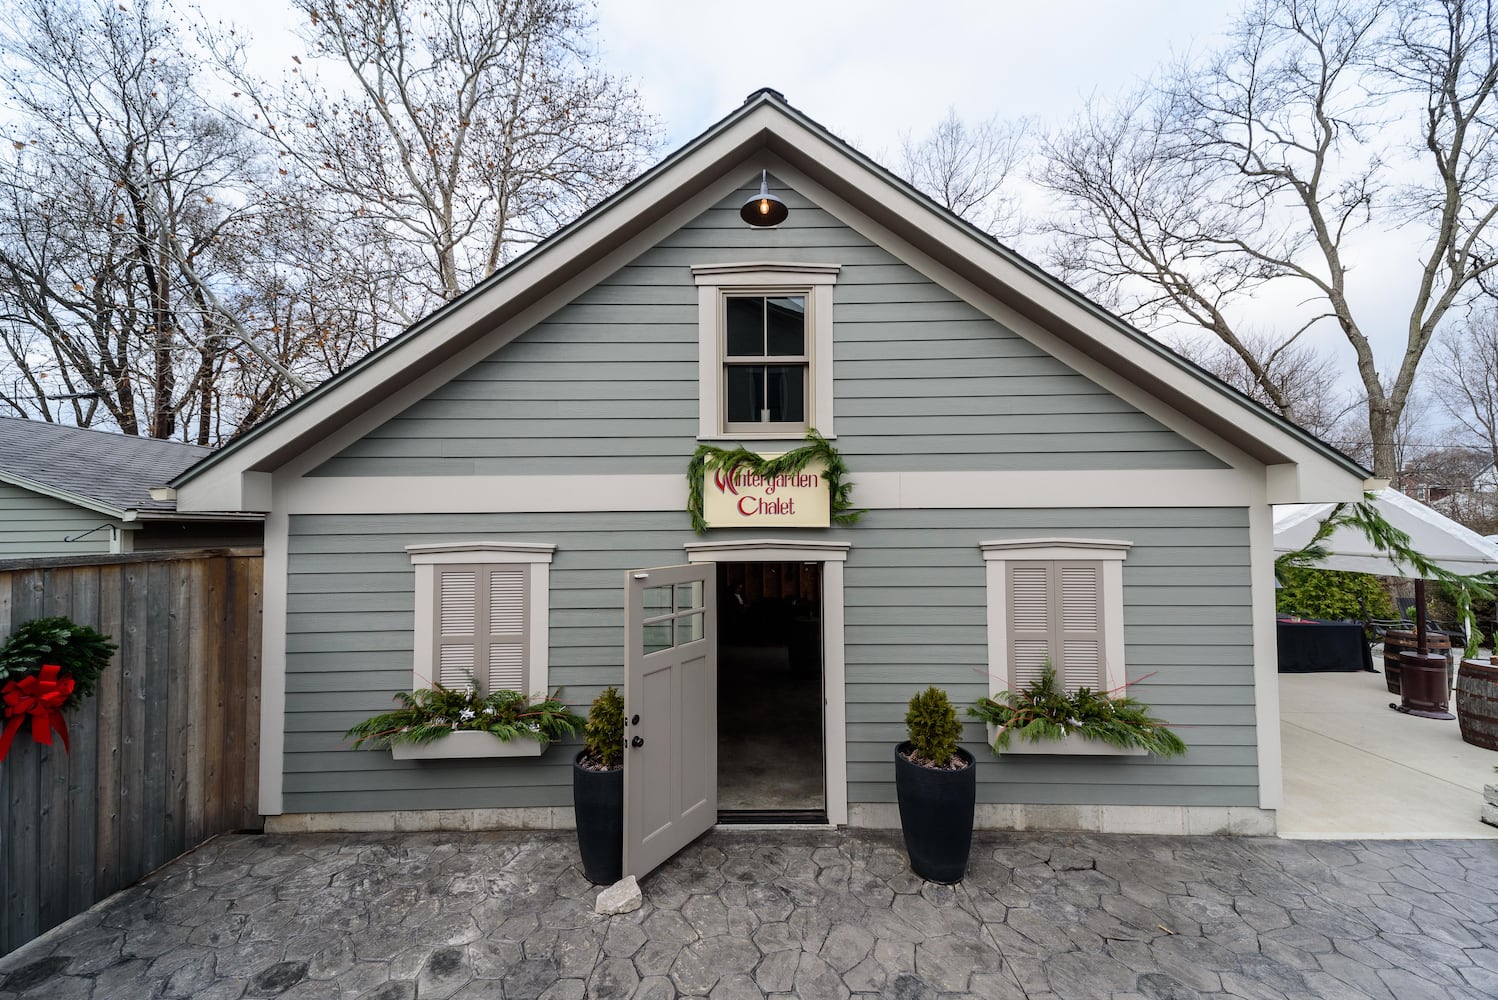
[624,563,716,879]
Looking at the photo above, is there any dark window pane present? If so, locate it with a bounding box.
[726,365,763,423]
[765,296,805,356]
[764,364,806,423]
[725,297,764,356]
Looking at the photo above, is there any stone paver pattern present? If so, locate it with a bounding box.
[3,828,1498,998]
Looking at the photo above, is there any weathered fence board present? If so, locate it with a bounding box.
[0,548,263,956]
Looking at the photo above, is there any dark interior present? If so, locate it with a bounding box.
[716,561,826,822]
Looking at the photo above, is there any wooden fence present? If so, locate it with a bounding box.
[0,548,263,955]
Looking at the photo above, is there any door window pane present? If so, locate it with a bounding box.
[643,621,673,655]
[643,585,672,615]
[676,581,703,612]
[676,612,704,646]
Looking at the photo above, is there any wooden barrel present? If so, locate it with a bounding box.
[1383,630,1453,695]
[1456,660,1498,751]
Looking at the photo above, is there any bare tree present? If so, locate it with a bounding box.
[216,0,658,309]
[0,0,300,440]
[1038,0,1498,478]
[1166,330,1357,439]
[898,108,1030,239]
[1430,301,1498,470]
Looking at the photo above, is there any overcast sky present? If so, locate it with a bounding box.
[206,0,1453,437]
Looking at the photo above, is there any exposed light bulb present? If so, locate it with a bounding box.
[759,199,770,215]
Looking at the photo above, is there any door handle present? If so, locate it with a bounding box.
[631,736,644,748]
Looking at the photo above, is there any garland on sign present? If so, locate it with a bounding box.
[0,616,116,763]
[686,429,864,534]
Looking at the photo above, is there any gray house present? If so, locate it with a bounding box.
[0,417,262,558]
[172,92,1368,874]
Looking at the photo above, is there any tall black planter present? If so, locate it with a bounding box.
[894,742,976,884]
[572,752,623,885]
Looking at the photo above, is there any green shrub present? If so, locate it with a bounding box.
[582,686,624,770]
[1275,567,1394,621]
[905,686,963,766]
[0,616,117,710]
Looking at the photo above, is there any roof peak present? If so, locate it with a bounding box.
[743,87,788,106]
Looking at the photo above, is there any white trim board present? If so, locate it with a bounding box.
[684,539,849,826]
[279,467,1269,515]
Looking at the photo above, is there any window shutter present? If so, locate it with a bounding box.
[487,567,527,694]
[1058,563,1106,691]
[436,568,479,690]
[1007,563,1052,688]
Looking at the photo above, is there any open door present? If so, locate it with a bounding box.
[624,563,717,879]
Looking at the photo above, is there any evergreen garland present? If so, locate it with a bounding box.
[686,429,863,534]
[0,616,117,710]
[970,665,1188,758]
[345,682,582,750]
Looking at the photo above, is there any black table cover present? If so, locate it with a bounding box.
[1276,618,1375,673]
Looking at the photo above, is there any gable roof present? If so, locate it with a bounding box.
[0,416,213,518]
[173,89,1370,510]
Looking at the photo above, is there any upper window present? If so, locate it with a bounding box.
[406,542,554,697]
[693,262,839,440]
[980,538,1132,696]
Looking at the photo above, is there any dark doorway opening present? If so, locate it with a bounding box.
[716,561,826,823]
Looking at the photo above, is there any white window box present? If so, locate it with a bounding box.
[994,737,1147,757]
[390,731,547,760]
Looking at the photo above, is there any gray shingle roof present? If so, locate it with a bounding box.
[0,417,211,514]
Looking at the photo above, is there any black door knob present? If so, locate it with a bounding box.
[631,715,640,725]
[631,736,644,748]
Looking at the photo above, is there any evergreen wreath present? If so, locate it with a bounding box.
[345,682,582,750]
[970,665,1188,758]
[0,616,117,711]
[686,429,863,534]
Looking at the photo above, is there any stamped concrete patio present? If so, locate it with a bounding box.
[4,828,1498,999]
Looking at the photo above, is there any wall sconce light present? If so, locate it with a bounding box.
[740,170,788,227]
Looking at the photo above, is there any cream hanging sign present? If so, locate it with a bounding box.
[701,458,830,528]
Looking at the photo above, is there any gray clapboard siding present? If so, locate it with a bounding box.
[0,482,119,557]
[281,505,1254,814]
[311,180,1222,477]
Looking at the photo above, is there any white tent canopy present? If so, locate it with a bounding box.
[1274,488,1498,578]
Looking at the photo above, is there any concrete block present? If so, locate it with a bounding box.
[1484,784,1498,806]
[1482,802,1498,828]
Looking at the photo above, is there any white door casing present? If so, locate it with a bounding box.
[624,563,718,879]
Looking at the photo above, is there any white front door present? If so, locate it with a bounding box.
[623,563,717,879]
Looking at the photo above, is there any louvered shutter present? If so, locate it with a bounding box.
[435,568,479,690]
[1007,563,1052,688]
[433,564,529,695]
[487,567,527,694]
[1058,563,1106,691]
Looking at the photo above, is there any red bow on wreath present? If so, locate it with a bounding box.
[0,663,74,763]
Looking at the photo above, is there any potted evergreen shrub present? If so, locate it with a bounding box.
[894,686,976,884]
[573,686,624,885]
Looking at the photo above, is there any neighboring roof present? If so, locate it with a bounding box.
[174,89,1370,507]
[0,416,212,518]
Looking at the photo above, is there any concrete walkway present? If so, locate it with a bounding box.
[4,828,1498,999]
[1279,668,1498,838]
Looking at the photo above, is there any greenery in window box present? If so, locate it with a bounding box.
[578,686,624,771]
[686,429,864,534]
[0,616,117,710]
[345,682,582,750]
[970,665,1188,758]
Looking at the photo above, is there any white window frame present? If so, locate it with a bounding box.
[406,542,555,697]
[979,538,1132,698]
[693,262,839,441]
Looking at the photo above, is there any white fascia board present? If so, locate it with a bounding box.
[175,113,777,509]
[0,469,125,519]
